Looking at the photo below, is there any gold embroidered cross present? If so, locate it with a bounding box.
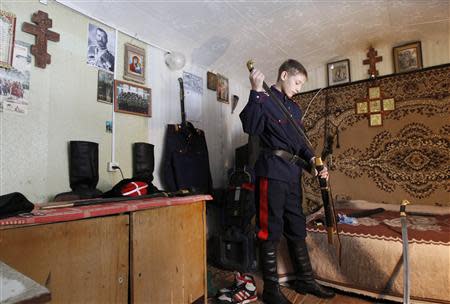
[355,85,395,127]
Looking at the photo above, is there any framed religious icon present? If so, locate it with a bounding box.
[383,98,395,111]
[0,10,17,69]
[369,113,382,127]
[327,59,351,86]
[393,41,422,73]
[368,86,380,100]
[207,71,217,91]
[217,73,229,103]
[114,80,151,117]
[124,43,145,83]
[369,99,381,113]
[356,101,368,114]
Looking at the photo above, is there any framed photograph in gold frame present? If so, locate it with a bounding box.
[369,99,381,113]
[0,10,17,69]
[369,113,382,127]
[368,86,380,100]
[207,71,217,91]
[383,98,395,111]
[393,41,422,73]
[124,43,145,83]
[217,73,229,103]
[114,80,151,117]
[356,101,368,114]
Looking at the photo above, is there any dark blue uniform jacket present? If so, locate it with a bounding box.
[239,86,314,184]
[163,123,213,194]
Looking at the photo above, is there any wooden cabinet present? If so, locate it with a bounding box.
[131,202,206,304]
[0,200,207,304]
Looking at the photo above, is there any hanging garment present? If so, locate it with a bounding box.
[162,123,213,194]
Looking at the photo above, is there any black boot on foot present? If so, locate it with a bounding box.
[262,280,291,304]
[260,241,291,304]
[288,239,335,298]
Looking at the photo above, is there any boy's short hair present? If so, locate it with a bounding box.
[277,59,308,81]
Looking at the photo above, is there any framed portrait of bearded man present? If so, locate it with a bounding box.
[87,23,116,73]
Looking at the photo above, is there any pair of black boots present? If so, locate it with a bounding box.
[260,239,335,304]
[54,141,155,201]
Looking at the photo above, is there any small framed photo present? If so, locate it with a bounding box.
[383,98,395,111]
[207,71,217,91]
[356,101,368,114]
[217,74,229,103]
[327,59,351,86]
[124,43,145,83]
[0,10,17,69]
[393,41,422,73]
[114,80,151,117]
[97,70,114,104]
[369,113,382,127]
[369,99,381,113]
[368,86,380,100]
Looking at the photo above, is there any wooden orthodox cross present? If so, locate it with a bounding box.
[363,46,382,79]
[22,10,60,68]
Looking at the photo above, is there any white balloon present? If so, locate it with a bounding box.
[165,52,186,70]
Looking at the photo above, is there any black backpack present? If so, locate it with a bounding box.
[223,167,255,230]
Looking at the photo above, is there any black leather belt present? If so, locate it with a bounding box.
[269,149,302,165]
[263,148,310,169]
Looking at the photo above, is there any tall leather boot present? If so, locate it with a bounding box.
[287,239,335,298]
[260,241,291,304]
[133,142,159,193]
[54,141,102,201]
[69,141,102,198]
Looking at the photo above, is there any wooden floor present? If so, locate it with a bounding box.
[208,265,389,304]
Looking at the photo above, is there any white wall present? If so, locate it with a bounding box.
[0,1,249,203]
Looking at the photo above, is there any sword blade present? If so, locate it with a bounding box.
[401,216,410,304]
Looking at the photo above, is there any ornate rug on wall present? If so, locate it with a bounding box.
[294,64,450,209]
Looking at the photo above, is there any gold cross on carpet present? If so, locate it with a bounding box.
[22,10,60,68]
[355,85,395,127]
[363,46,382,79]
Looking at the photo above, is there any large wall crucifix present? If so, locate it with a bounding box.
[22,10,60,69]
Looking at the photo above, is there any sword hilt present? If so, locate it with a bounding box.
[400,199,411,217]
[246,60,255,72]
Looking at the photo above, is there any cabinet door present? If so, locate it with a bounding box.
[0,215,129,304]
[131,201,206,304]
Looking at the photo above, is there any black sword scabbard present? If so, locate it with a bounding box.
[315,157,334,244]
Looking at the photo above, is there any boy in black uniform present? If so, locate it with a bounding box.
[240,59,335,304]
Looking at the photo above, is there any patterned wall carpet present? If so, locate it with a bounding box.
[294,64,450,208]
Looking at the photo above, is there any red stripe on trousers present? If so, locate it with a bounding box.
[258,177,269,240]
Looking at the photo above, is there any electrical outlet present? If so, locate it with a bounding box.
[107,161,119,172]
